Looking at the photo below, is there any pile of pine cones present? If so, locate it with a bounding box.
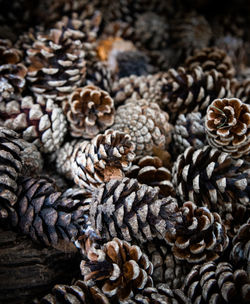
[0,0,249,303]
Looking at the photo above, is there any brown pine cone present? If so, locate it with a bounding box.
[113,98,172,156]
[184,47,235,80]
[80,237,153,301]
[165,202,229,263]
[89,178,181,243]
[0,96,67,153]
[235,79,250,104]
[126,155,175,198]
[71,129,135,190]
[205,98,250,158]
[182,261,250,303]
[172,146,250,228]
[26,28,86,102]
[63,85,115,138]
[172,112,206,154]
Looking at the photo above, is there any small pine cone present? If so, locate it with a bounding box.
[0,96,67,153]
[205,98,250,158]
[63,85,115,138]
[173,112,206,154]
[172,146,250,226]
[182,262,250,303]
[235,79,250,104]
[26,28,86,102]
[113,99,172,156]
[71,129,135,189]
[38,280,109,304]
[89,178,181,243]
[0,39,27,100]
[165,202,229,263]
[9,176,89,246]
[81,237,153,301]
[126,155,175,198]
[184,47,235,80]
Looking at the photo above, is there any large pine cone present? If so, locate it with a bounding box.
[165,202,229,263]
[172,146,249,227]
[182,261,250,303]
[113,98,172,156]
[26,28,86,102]
[205,98,250,158]
[0,96,67,153]
[63,85,114,138]
[80,237,153,301]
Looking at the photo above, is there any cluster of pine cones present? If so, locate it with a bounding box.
[0,0,250,303]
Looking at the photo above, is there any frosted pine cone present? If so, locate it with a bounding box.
[0,96,67,153]
[205,98,250,158]
[113,98,172,156]
[63,85,114,138]
[81,237,153,301]
[165,202,229,263]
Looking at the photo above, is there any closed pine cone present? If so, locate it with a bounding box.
[63,85,115,138]
[0,96,67,153]
[113,98,172,156]
[205,98,250,158]
[126,155,175,198]
[165,202,229,263]
[80,237,153,301]
[71,129,135,190]
[182,261,250,303]
[26,28,86,102]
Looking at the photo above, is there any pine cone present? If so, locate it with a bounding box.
[0,96,67,153]
[172,146,250,227]
[182,262,250,303]
[26,28,86,102]
[172,112,206,154]
[80,237,153,301]
[113,98,172,156]
[205,98,250,158]
[71,129,135,190]
[63,85,115,138]
[236,79,250,104]
[126,155,175,198]
[184,47,235,80]
[165,202,229,263]
[89,178,181,243]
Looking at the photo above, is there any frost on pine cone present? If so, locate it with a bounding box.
[81,237,153,301]
[26,28,86,102]
[165,202,229,263]
[0,96,67,153]
[182,262,250,303]
[71,129,135,190]
[113,98,172,156]
[63,85,114,138]
[205,98,250,158]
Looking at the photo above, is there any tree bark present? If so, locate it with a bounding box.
[0,228,81,304]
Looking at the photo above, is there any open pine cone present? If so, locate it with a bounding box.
[205,98,250,158]
[235,79,250,104]
[63,85,114,138]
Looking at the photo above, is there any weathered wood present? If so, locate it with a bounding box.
[0,229,81,304]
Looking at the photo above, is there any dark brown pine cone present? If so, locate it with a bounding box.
[126,155,175,198]
[205,98,250,158]
[184,47,235,80]
[172,145,250,228]
[235,79,250,104]
[26,28,86,102]
[80,237,153,301]
[172,112,206,154]
[113,98,172,156]
[165,202,229,263]
[182,261,250,303]
[71,129,135,190]
[8,176,90,246]
[63,85,115,138]
[0,96,67,153]
[89,178,181,243]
